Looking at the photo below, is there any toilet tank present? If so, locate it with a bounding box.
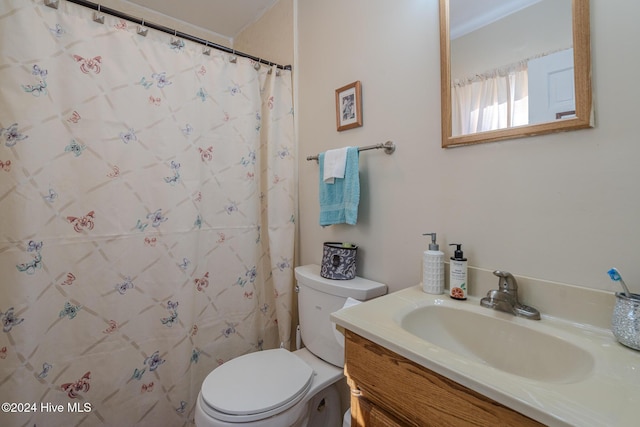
[295,264,387,367]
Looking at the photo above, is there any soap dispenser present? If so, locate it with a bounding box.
[449,243,468,300]
[422,233,444,294]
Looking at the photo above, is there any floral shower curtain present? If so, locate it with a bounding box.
[0,1,295,426]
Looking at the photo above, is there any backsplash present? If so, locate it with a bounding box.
[462,266,616,330]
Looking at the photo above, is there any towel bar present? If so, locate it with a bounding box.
[306,141,395,162]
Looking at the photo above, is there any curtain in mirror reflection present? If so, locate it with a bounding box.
[452,62,528,136]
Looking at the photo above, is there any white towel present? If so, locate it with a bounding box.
[323,147,349,184]
[342,297,362,309]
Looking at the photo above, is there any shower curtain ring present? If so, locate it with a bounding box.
[45,0,60,9]
[171,29,182,47]
[203,41,211,56]
[137,18,148,37]
[229,49,237,64]
[254,58,261,70]
[93,4,105,24]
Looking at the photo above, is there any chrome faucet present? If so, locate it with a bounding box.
[480,271,540,320]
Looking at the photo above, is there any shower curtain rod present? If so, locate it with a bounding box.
[46,0,292,70]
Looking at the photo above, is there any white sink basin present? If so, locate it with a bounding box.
[399,304,594,383]
[331,284,640,427]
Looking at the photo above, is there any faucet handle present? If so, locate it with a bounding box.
[493,270,518,292]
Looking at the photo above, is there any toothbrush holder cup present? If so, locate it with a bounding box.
[612,292,640,351]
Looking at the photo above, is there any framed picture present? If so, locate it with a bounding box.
[335,81,362,131]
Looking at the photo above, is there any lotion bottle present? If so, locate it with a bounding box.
[422,233,444,294]
[449,243,468,300]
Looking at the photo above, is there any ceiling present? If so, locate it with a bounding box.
[450,0,542,39]
[124,0,541,42]
[126,0,279,40]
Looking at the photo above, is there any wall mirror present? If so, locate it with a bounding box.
[440,0,593,147]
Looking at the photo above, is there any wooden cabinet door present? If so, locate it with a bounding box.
[345,330,543,427]
[350,392,405,427]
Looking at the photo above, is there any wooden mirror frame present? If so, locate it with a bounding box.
[440,0,593,148]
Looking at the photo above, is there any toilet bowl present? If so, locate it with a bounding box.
[195,348,343,427]
[194,265,386,427]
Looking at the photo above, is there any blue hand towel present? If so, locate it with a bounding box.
[319,146,360,226]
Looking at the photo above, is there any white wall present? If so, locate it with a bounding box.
[234,0,294,67]
[451,0,572,79]
[100,0,231,46]
[296,0,640,294]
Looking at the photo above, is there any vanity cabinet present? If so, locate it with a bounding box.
[344,330,544,427]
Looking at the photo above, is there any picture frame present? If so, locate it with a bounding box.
[335,81,362,131]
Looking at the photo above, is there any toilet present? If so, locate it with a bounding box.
[195,264,387,427]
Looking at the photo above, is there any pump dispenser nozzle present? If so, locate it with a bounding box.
[422,233,439,251]
[449,243,466,260]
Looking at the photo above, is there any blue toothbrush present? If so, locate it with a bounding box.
[607,268,632,297]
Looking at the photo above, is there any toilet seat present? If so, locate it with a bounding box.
[200,348,314,423]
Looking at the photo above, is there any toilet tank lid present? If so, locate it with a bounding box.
[295,264,387,300]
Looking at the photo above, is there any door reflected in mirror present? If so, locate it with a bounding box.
[440,0,593,147]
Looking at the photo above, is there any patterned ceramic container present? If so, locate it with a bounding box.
[320,242,358,280]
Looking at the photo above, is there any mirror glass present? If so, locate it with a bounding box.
[440,0,593,147]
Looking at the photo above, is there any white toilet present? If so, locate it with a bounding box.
[195,264,387,427]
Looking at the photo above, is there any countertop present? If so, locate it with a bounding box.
[331,285,640,427]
